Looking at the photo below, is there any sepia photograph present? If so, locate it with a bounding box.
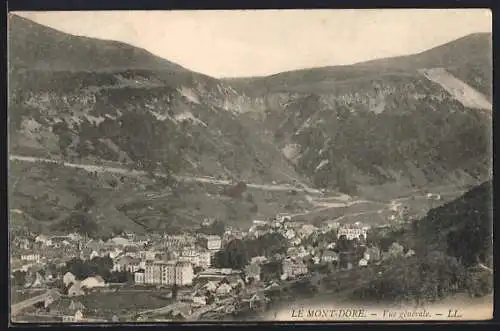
[8,9,493,323]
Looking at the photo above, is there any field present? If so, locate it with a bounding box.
[11,288,46,304]
[49,289,174,319]
[9,160,314,236]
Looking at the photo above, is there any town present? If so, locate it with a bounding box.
[10,212,415,322]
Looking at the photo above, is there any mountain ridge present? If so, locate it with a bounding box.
[8,15,493,235]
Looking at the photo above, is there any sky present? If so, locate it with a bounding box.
[14,9,492,78]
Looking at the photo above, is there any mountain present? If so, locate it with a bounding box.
[8,15,493,236]
[225,33,492,198]
[8,15,186,72]
[8,14,302,185]
[226,33,492,99]
[8,15,312,236]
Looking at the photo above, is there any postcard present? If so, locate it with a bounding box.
[8,9,493,323]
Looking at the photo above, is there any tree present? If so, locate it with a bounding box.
[215,239,249,270]
[12,270,26,286]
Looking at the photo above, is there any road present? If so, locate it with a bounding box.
[11,289,60,317]
[9,155,322,195]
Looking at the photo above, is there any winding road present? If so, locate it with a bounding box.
[9,155,322,195]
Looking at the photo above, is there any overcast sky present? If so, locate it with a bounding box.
[15,9,492,78]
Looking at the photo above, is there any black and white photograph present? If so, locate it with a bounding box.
[8,9,493,323]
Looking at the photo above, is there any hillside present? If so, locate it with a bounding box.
[8,15,311,235]
[413,180,493,266]
[8,14,304,185]
[374,180,493,267]
[226,33,492,197]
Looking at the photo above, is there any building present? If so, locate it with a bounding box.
[244,263,261,283]
[282,258,308,279]
[113,256,141,273]
[20,253,40,263]
[68,281,84,297]
[175,261,194,286]
[199,235,222,251]
[145,261,164,285]
[63,272,76,287]
[178,249,212,269]
[134,270,145,284]
[358,258,368,267]
[337,225,368,241]
[275,213,292,223]
[144,260,194,286]
[321,250,339,263]
[81,276,106,289]
[215,283,232,296]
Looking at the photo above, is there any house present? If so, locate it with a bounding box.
[35,234,52,246]
[290,237,302,246]
[134,270,145,284]
[244,263,261,283]
[246,292,269,309]
[62,309,84,323]
[80,276,105,289]
[31,272,45,287]
[63,272,76,287]
[337,225,368,240]
[203,280,219,292]
[113,255,140,272]
[405,249,416,257]
[68,281,84,297]
[282,259,308,279]
[140,250,158,261]
[366,246,381,261]
[250,256,268,265]
[215,283,232,296]
[21,253,41,263]
[108,236,131,247]
[199,235,222,251]
[358,258,368,267]
[321,250,339,263]
[191,293,208,306]
[69,300,86,312]
[89,250,100,260]
[230,277,245,290]
[109,248,123,260]
[264,281,280,291]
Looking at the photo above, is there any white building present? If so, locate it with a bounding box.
[80,276,105,289]
[359,258,368,267]
[337,226,368,240]
[144,260,194,286]
[63,272,76,287]
[20,253,40,263]
[200,235,222,251]
[175,261,194,286]
[134,270,145,284]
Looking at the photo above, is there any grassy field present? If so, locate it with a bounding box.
[48,290,175,319]
[9,160,314,235]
